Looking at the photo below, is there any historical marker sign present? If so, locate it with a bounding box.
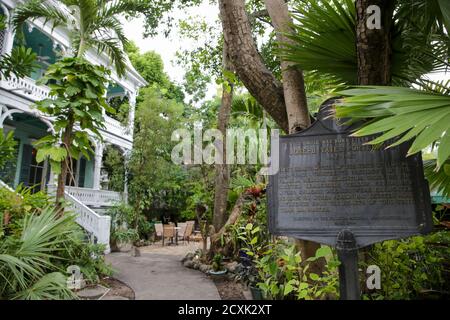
[268,101,433,249]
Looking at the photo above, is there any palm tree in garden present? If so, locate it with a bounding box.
[283,0,450,197]
[11,0,148,209]
[13,0,147,76]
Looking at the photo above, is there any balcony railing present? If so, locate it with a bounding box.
[65,186,126,207]
[103,115,132,141]
[1,75,132,141]
[0,76,50,101]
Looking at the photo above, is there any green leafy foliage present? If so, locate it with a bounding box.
[0,185,112,299]
[107,202,153,244]
[129,86,188,220]
[0,14,37,79]
[335,86,450,167]
[424,159,450,198]
[33,57,111,173]
[107,95,130,125]
[0,46,37,80]
[334,85,450,197]
[251,241,339,300]
[175,15,222,103]
[363,230,450,300]
[0,205,78,300]
[102,145,125,192]
[0,131,17,171]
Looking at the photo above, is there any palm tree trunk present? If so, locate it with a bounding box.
[356,0,395,85]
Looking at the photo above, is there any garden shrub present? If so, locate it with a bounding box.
[0,185,112,299]
[0,130,17,170]
[363,230,450,300]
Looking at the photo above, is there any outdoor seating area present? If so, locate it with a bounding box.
[154,221,202,246]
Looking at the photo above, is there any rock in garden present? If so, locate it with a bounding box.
[199,264,212,273]
[182,252,194,263]
[183,260,195,269]
[225,261,239,273]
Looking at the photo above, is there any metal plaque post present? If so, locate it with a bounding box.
[336,230,360,300]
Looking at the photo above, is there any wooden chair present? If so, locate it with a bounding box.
[182,221,195,243]
[162,224,175,246]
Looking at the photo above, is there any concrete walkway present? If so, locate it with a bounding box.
[105,243,221,300]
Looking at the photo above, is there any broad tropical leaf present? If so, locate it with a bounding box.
[334,86,450,169]
[424,159,450,198]
[0,206,79,299]
[12,272,76,300]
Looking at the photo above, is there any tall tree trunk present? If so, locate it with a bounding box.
[356,0,395,290]
[264,0,310,131]
[356,0,395,85]
[55,116,74,212]
[218,0,289,133]
[265,0,323,274]
[212,43,233,232]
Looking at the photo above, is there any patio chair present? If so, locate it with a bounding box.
[177,223,187,244]
[182,221,195,243]
[154,223,163,241]
[162,224,175,246]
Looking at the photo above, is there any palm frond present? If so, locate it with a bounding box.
[0,206,79,299]
[11,0,68,33]
[89,37,127,77]
[100,0,150,18]
[335,86,450,169]
[283,0,449,86]
[284,0,356,84]
[12,272,76,300]
[93,16,129,48]
[424,158,450,198]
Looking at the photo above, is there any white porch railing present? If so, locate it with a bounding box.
[47,185,111,253]
[65,186,125,207]
[64,192,111,254]
[0,76,51,101]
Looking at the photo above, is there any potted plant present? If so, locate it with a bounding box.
[111,229,139,252]
[244,265,264,300]
[208,254,227,278]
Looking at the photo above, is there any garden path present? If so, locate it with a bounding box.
[105,242,221,300]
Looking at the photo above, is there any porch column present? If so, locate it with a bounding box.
[127,91,136,134]
[0,5,15,55]
[93,142,104,190]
